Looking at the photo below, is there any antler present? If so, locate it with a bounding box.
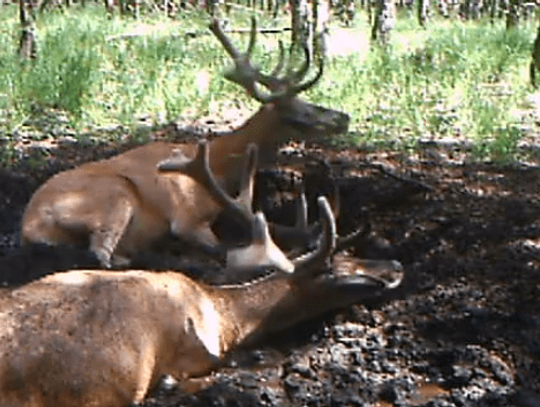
[158,142,295,273]
[157,141,256,227]
[292,196,336,277]
[209,17,325,103]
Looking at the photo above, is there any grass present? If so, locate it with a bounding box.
[0,4,538,164]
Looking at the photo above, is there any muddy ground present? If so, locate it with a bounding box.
[1,125,540,407]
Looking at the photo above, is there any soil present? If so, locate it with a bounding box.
[1,123,540,407]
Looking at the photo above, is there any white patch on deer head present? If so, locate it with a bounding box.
[226,212,294,273]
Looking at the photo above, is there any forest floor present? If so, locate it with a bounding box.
[0,114,540,407]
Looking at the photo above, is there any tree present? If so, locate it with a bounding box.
[371,0,396,45]
[289,0,311,46]
[18,0,37,60]
[506,0,520,29]
[418,0,429,27]
[530,19,540,87]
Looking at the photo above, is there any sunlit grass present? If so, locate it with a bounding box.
[0,4,537,163]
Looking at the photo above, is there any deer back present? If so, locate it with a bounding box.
[0,270,225,407]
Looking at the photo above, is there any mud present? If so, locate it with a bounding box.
[1,132,539,407]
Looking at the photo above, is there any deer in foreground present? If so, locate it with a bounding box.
[0,197,403,407]
[21,17,349,268]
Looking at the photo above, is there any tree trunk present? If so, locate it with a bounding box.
[289,0,311,46]
[18,0,37,60]
[506,0,520,29]
[530,19,540,87]
[272,0,281,18]
[470,0,482,19]
[371,0,395,46]
[104,0,113,13]
[418,0,429,27]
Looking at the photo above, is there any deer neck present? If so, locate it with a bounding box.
[209,105,285,191]
[209,276,296,351]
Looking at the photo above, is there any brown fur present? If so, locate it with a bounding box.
[22,93,348,269]
[0,255,402,407]
[22,143,221,267]
[5,198,403,407]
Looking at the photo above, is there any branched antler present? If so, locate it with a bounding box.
[209,17,325,103]
[158,141,257,227]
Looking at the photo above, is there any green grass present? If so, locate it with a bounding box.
[324,17,535,160]
[0,4,538,164]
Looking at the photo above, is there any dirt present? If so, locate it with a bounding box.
[1,125,540,407]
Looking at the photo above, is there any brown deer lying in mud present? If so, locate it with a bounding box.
[0,197,403,407]
[24,140,294,273]
[21,17,349,268]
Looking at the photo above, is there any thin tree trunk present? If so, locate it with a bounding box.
[289,0,310,46]
[438,0,448,17]
[18,0,37,60]
[470,0,481,19]
[272,0,281,18]
[530,19,540,87]
[371,0,395,46]
[418,0,429,27]
[104,0,113,13]
[506,0,520,29]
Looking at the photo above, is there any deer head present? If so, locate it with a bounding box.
[207,17,350,183]
[158,141,294,273]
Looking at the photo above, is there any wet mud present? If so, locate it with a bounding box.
[1,134,539,407]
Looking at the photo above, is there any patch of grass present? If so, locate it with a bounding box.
[0,6,538,164]
[319,17,535,161]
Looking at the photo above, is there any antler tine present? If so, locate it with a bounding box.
[289,33,325,95]
[156,143,205,177]
[210,18,289,104]
[295,187,308,231]
[293,196,336,277]
[157,141,256,226]
[257,40,286,87]
[236,143,258,213]
[246,16,257,58]
[269,40,286,77]
[209,18,243,60]
[196,141,257,225]
[329,180,341,219]
[289,43,311,83]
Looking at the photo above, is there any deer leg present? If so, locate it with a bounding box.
[132,340,157,405]
[90,199,135,269]
[179,376,217,394]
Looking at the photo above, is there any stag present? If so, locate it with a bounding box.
[21,17,349,268]
[23,140,295,273]
[1,197,403,407]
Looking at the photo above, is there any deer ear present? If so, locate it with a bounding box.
[252,212,270,244]
[254,211,295,273]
